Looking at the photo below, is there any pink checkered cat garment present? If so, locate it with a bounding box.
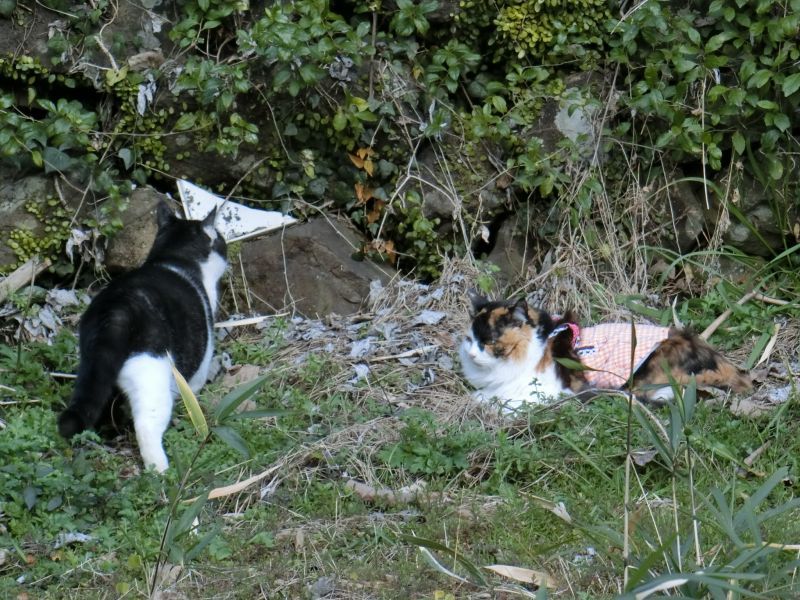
[573,323,671,388]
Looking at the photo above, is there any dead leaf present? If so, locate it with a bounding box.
[222,364,262,388]
[366,199,385,224]
[349,154,364,170]
[527,495,572,524]
[363,158,375,176]
[484,564,556,588]
[355,182,374,204]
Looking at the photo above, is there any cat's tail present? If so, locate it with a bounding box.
[58,315,129,438]
[632,328,752,395]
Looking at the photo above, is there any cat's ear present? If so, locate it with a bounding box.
[467,289,488,316]
[511,298,529,324]
[156,201,177,228]
[202,205,218,227]
[201,205,221,240]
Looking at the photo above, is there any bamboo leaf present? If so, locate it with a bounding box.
[213,374,270,423]
[397,534,488,586]
[171,362,208,437]
[211,426,250,458]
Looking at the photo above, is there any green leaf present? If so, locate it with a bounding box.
[174,112,197,132]
[42,147,73,174]
[184,525,221,562]
[490,95,507,113]
[767,156,784,180]
[397,534,489,586]
[23,485,39,510]
[554,357,597,372]
[213,373,270,422]
[705,31,736,53]
[772,112,791,132]
[731,130,745,155]
[117,148,134,169]
[748,69,772,88]
[169,492,209,549]
[211,426,250,458]
[171,362,208,437]
[332,111,347,131]
[782,72,800,96]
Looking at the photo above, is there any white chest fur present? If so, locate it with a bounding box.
[198,252,226,317]
[459,335,571,411]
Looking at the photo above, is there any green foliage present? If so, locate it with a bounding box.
[493,0,611,63]
[610,0,800,190]
[392,191,454,279]
[379,409,488,476]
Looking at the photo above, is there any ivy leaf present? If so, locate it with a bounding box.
[42,147,73,174]
[782,73,800,97]
[117,148,134,170]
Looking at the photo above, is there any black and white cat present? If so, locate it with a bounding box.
[58,201,228,472]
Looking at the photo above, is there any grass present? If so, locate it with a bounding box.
[1,263,800,599]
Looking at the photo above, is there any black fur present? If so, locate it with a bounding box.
[58,202,226,439]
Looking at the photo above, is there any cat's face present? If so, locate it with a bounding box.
[460,291,554,370]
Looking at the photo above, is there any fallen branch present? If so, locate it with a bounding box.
[214,314,288,329]
[366,344,439,363]
[344,478,427,504]
[0,256,52,305]
[701,290,759,340]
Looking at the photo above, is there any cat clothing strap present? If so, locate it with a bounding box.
[573,323,671,388]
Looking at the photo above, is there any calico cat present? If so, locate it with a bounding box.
[58,201,228,472]
[459,291,751,410]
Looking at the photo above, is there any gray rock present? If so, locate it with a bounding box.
[524,72,605,162]
[105,187,175,272]
[486,217,530,289]
[0,174,53,270]
[309,575,336,599]
[238,217,395,317]
[722,177,789,256]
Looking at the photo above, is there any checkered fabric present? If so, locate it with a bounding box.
[573,323,671,388]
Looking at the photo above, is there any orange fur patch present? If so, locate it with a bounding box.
[489,326,531,361]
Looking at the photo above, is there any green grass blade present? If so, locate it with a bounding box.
[213,373,270,423]
[228,408,290,420]
[211,425,250,459]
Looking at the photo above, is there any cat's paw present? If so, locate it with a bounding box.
[57,407,87,438]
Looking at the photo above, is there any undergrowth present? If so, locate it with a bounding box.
[1,281,799,598]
